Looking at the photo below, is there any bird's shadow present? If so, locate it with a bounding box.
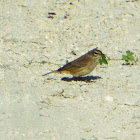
[61,76,101,82]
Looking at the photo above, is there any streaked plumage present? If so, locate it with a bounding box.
[43,48,104,77]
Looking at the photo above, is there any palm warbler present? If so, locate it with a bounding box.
[43,48,104,77]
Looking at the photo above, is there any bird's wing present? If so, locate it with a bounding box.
[57,55,93,72]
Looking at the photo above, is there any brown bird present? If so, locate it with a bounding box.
[43,48,104,77]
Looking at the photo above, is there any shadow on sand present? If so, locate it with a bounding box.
[61,76,101,82]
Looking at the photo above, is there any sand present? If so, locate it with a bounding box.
[0,0,140,140]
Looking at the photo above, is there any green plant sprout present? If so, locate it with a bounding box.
[40,60,47,64]
[99,55,108,65]
[122,50,135,63]
[66,60,69,64]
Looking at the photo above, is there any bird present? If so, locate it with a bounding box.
[42,48,104,77]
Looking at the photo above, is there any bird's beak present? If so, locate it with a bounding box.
[101,53,105,56]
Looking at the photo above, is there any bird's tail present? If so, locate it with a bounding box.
[42,70,57,76]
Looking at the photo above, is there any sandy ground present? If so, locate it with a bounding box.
[0,0,140,140]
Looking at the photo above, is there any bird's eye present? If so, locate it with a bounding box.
[94,52,99,54]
